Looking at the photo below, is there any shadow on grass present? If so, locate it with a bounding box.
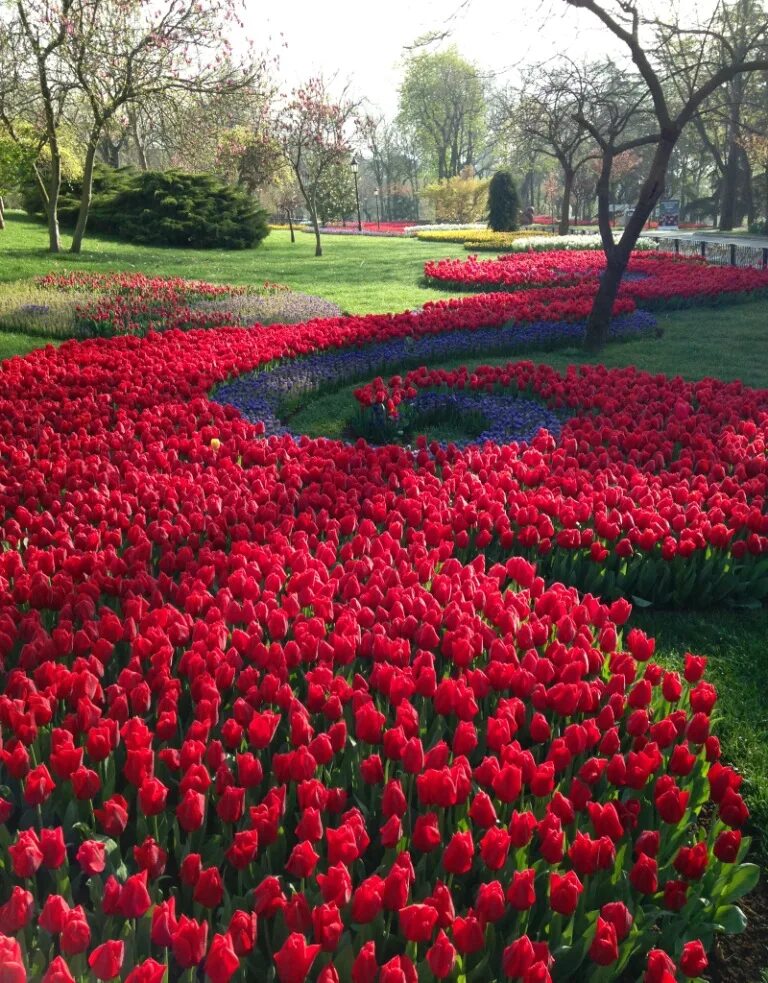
[632,608,768,862]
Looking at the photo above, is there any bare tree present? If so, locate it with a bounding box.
[273,174,304,242]
[277,78,358,257]
[499,64,598,234]
[685,1,768,228]
[359,114,421,220]
[565,0,768,350]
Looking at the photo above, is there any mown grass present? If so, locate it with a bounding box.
[0,211,467,316]
[634,610,768,862]
[0,331,60,359]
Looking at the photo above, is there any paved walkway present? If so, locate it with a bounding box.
[652,230,768,248]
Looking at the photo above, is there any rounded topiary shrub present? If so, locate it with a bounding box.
[487,169,520,232]
[23,164,269,250]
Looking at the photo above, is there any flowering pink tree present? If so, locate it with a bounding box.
[0,0,267,253]
[0,1,76,252]
[64,0,267,253]
[277,78,358,257]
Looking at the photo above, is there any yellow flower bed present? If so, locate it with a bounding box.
[414,228,546,245]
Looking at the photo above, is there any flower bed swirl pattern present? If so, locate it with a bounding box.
[211,311,655,441]
[0,268,763,981]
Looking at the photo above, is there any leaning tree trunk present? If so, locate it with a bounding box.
[71,138,99,255]
[584,137,677,352]
[287,212,295,243]
[559,167,574,236]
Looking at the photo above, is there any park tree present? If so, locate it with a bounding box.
[421,168,489,223]
[213,125,283,193]
[487,169,520,231]
[500,64,597,234]
[687,0,768,229]
[562,0,768,350]
[398,47,487,180]
[0,125,42,229]
[63,0,263,254]
[277,77,358,257]
[313,159,356,226]
[0,0,267,254]
[359,114,420,220]
[271,172,303,242]
[742,130,768,227]
[109,87,271,175]
[0,1,75,252]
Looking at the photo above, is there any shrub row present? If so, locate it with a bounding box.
[23,163,269,250]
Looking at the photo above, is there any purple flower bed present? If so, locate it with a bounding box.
[367,390,566,447]
[211,310,657,441]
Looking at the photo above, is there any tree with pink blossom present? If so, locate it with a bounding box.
[277,78,359,257]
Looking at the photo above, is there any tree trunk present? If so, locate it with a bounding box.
[310,209,322,257]
[719,144,740,231]
[0,196,4,230]
[288,212,295,243]
[584,137,676,351]
[559,167,574,236]
[738,146,754,226]
[764,167,768,225]
[46,155,62,253]
[719,89,742,231]
[71,139,99,255]
[437,148,448,182]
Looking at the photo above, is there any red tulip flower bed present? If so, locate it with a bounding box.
[353,359,768,608]
[0,275,762,981]
[423,251,768,309]
[37,270,636,338]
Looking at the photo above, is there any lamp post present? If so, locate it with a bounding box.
[374,188,380,229]
[351,156,362,232]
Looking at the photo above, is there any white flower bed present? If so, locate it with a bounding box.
[402,223,486,235]
[475,234,658,252]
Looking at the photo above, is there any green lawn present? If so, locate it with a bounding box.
[2,215,768,869]
[634,610,768,862]
[0,211,467,315]
[0,330,58,359]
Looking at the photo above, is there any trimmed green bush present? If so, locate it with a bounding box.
[487,169,520,232]
[23,164,269,250]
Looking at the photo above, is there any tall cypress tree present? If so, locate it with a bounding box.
[487,170,520,231]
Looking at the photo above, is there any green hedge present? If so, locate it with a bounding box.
[23,164,269,250]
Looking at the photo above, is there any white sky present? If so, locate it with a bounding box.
[253,0,723,116]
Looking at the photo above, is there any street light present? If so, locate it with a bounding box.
[374,188,380,230]
[350,156,362,232]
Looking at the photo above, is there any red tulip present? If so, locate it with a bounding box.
[88,940,125,981]
[205,932,240,983]
[273,933,320,983]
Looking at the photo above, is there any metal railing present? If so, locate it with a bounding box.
[656,237,768,269]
